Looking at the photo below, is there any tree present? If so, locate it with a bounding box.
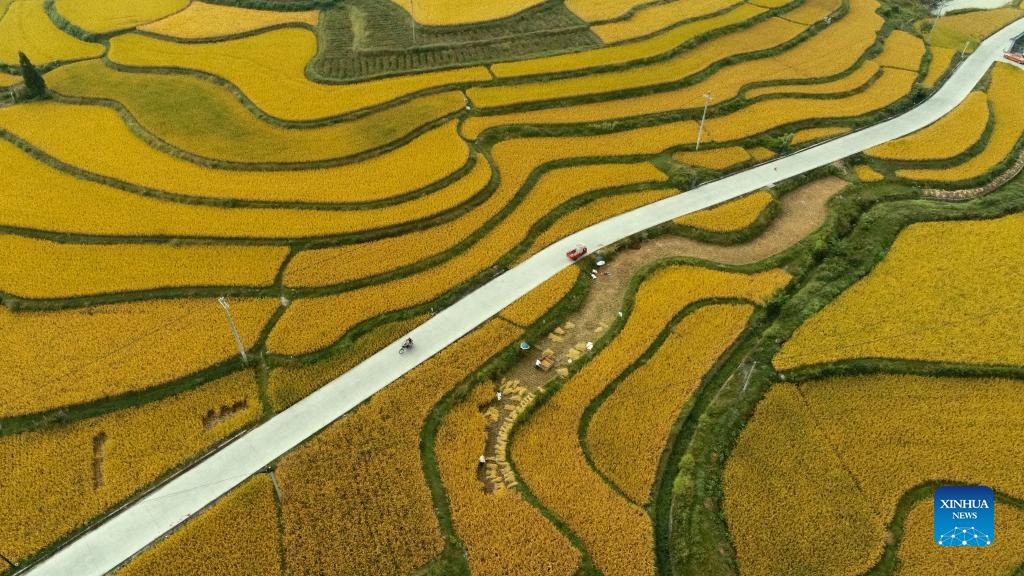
[18,52,46,98]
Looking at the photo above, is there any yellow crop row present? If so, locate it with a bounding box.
[437,384,580,576]
[724,382,885,576]
[930,7,1024,50]
[748,146,776,161]
[464,0,881,136]
[492,3,769,79]
[0,234,286,299]
[139,1,319,39]
[46,60,469,165]
[0,370,261,562]
[107,30,491,120]
[775,210,1024,368]
[853,164,885,181]
[803,374,1024,525]
[0,297,276,417]
[898,64,1024,182]
[1,99,471,203]
[922,46,956,87]
[867,91,988,161]
[389,0,545,25]
[476,8,795,105]
[271,159,668,353]
[674,190,773,232]
[0,0,103,67]
[276,319,520,575]
[53,0,187,33]
[116,475,280,576]
[520,189,679,262]
[565,0,651,22]
[501,266,580,327]
[746,61,880,99]
[703,68,917,143]
[791,126,852,145]
[513,264,789,576]
[284,159,660,288]
[674,146,751,170]
[779,0,843,24]
[592,0,743,43]
[0,137,481,239]
[588,303,754,504]
[897,500,1024,575]
[873,30,925,72]
[267,315,427,412]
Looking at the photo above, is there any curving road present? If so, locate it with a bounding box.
[22,19,1024,576]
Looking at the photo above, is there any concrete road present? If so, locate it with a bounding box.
[20,18,1024,576]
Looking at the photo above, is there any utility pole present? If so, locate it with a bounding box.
[411,0,417,45]
[217,296,248,364]
[927,4,944,46]
[695,92,712,151]
[740,361,757,395]
[960,39,971,59]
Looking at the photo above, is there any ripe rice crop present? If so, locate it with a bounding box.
[139,1,319,39]
[853,164,884,181]
[276,319,520,575]
[466,0,880,132]
[501,267,580,327]
[0,137,477,238]
[779,0,843,24]
[267,315,428,412]
[923,46,956,87]
[896,500,1024,575]
[565,0,651,22]
[802,374,1024,523]
[107,30,492,119]
[116,475,279,576]
[53,0,188,33]
[930,8,1024,50]
[0,0,103,67]
[2,99,470,203]
[674,190,773,232]
[436,385,580,576]
[703,68,917,142]
[284,160,660,288]
[674,147,751,170]
[592,0,743,43]
[45,61,469,164]
[520,189,679,262]
[790,126,852,144]
[724,382,884,576]
[745,61,880,99]
[0,298,276,417]
[898,64,1024,182]
[867,91,988,161]
[389,0,547,25]
[483,3,770,80]
[873,30,926,72]
[775,210,1024,369]
[0,234,286,299]
[513,264,789,576]
[588,303,754,503]
[748,146,776,161]
[271,160,668,353]
[0,72,20,87]
[0,370,260,563]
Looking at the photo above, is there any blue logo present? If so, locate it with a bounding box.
[934,485,994,546]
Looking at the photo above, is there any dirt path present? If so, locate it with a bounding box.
[481,177,847,491]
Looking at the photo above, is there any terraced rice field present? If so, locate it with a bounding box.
[6,0,1024,574]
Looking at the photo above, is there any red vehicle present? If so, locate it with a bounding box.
[566,244,588,261]
[1005,53,1024,65]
